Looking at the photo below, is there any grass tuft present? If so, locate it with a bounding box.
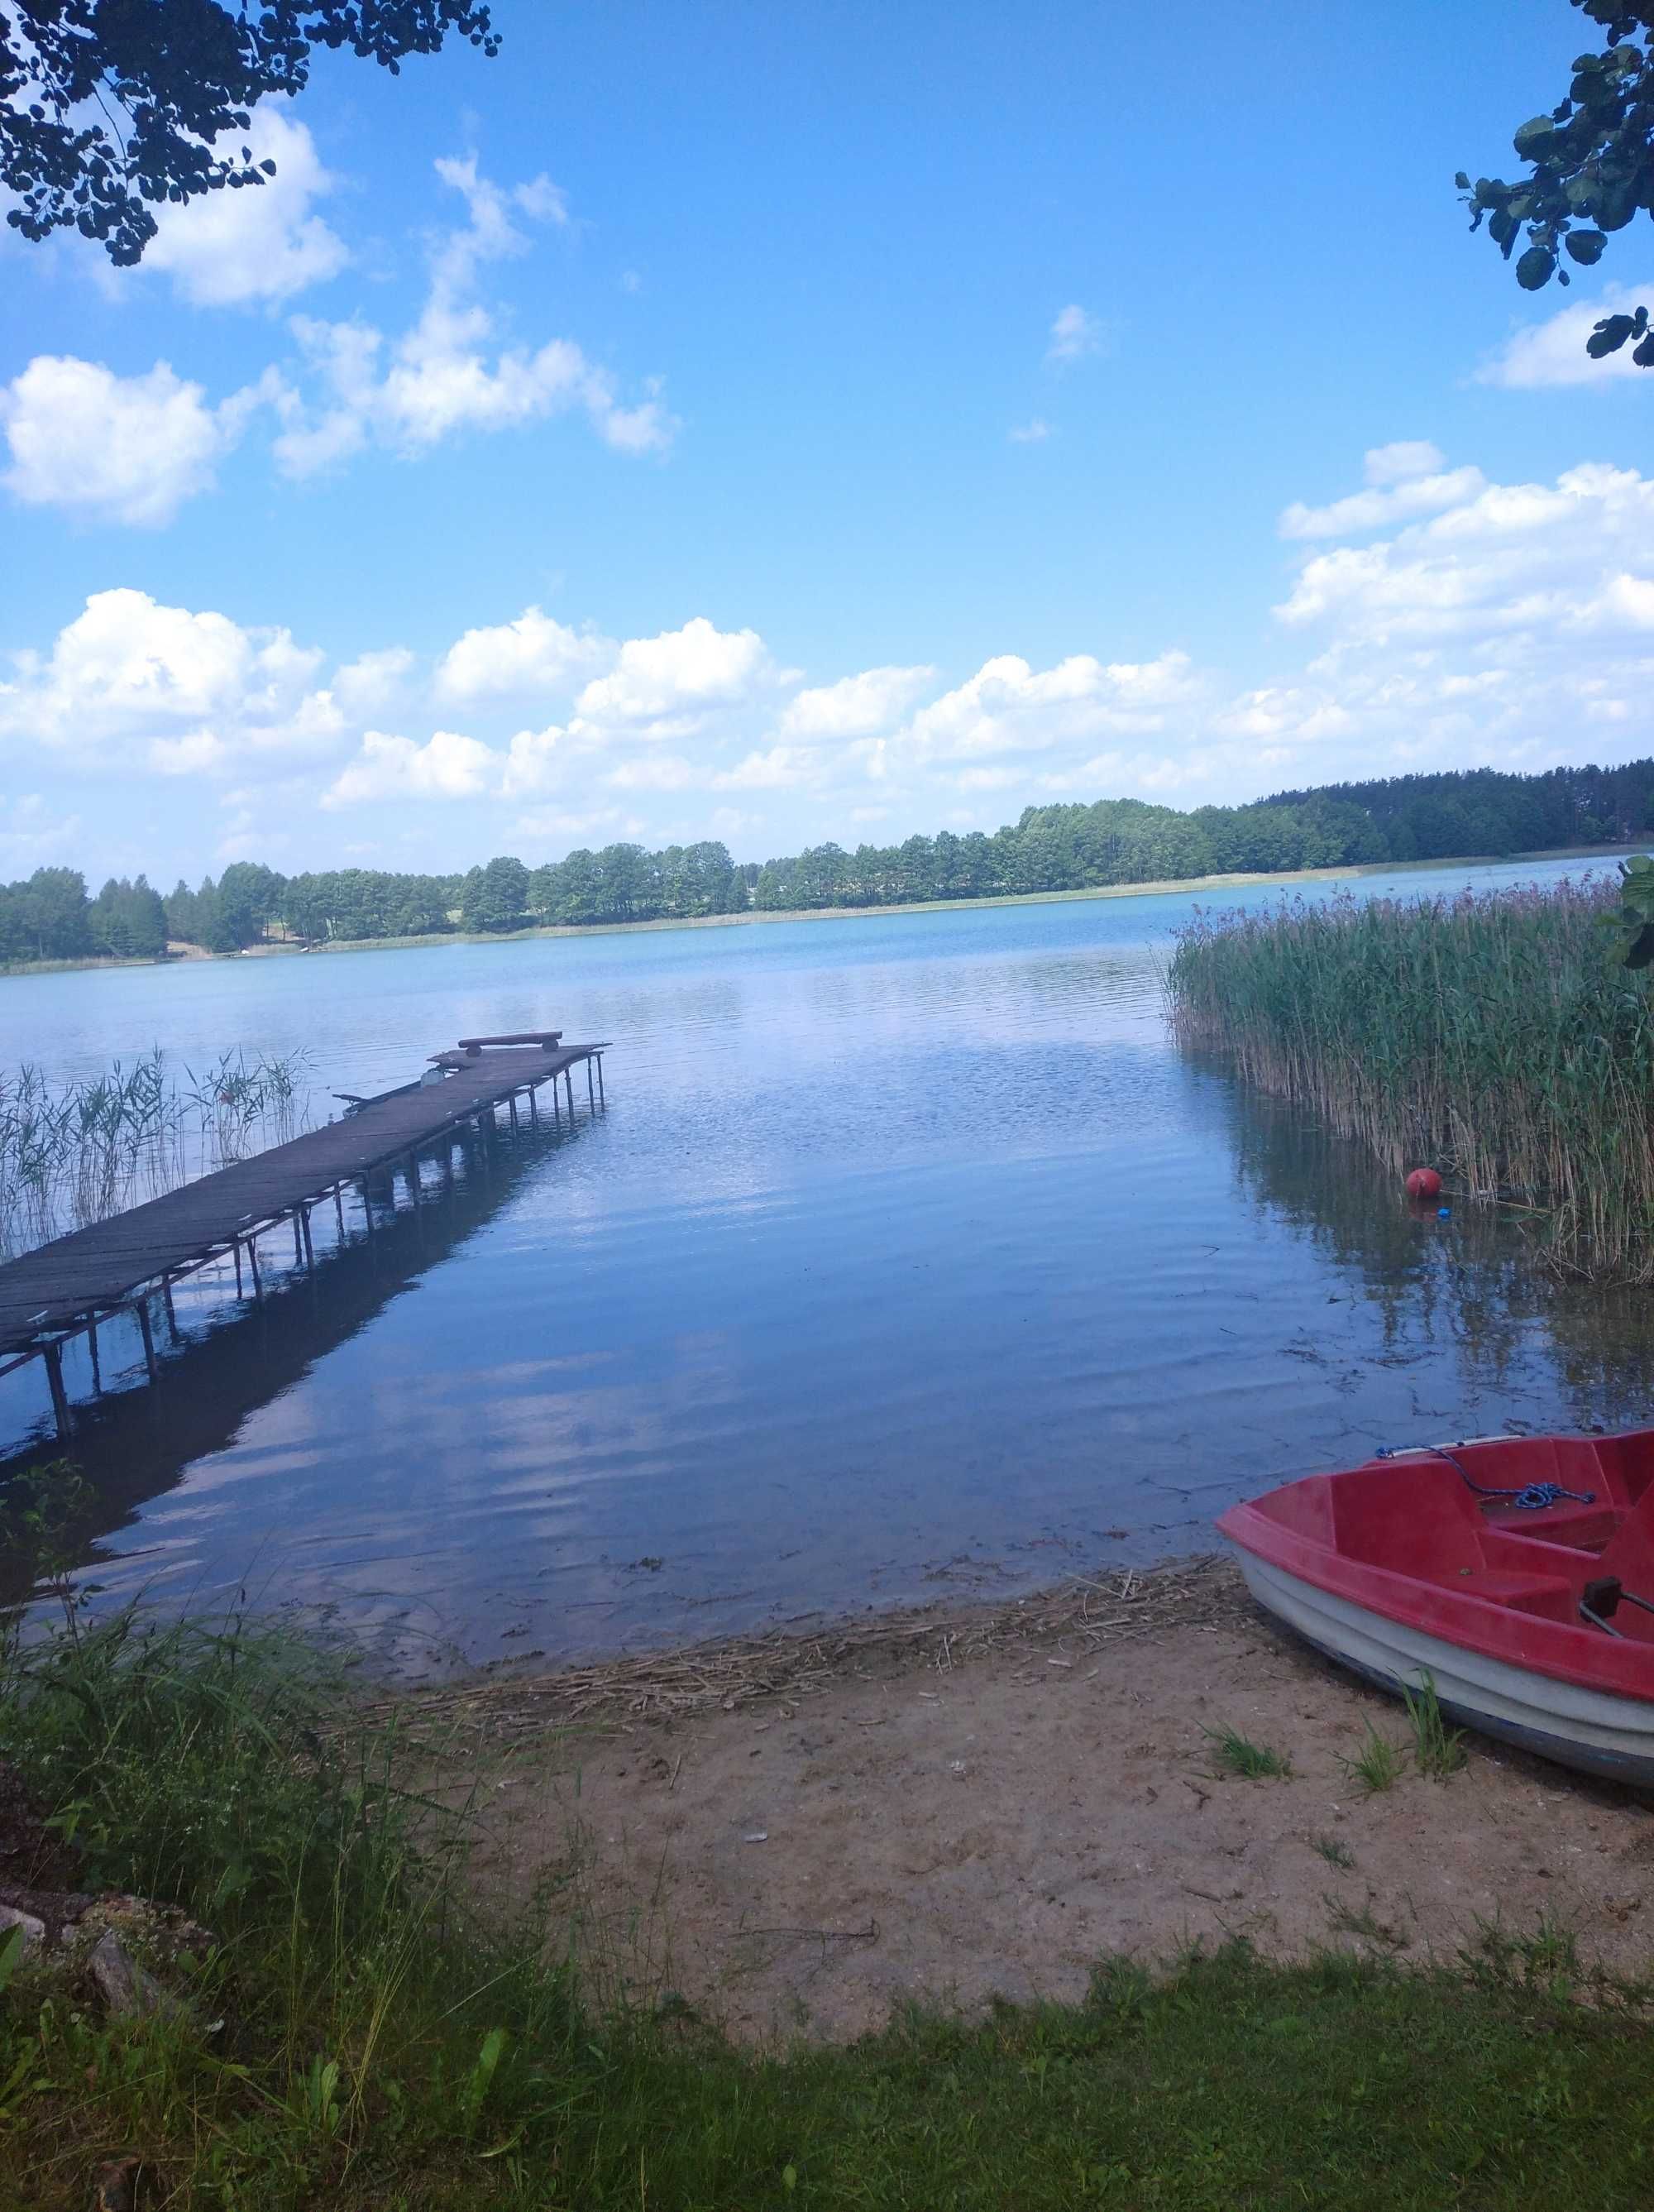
[1340,1721,1407,1794]
[1312,1833,1355,1870]
[1205,1723,1293,1779]
[1403,1671,1469,1779]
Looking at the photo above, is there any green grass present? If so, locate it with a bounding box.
[6,1611,1654,2208]
[1341,1721,1408,1794]
[1165,874,1654,1281]
[1205,1723,1293,1778]
[1312,1833,1355,1870]
[1403,1671,1470,1779]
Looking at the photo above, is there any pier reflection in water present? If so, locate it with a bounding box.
[0,1110,596,1659]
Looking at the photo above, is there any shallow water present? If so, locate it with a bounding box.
[2,857,1647,1676]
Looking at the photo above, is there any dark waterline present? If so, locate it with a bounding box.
[1,856,1646,1678]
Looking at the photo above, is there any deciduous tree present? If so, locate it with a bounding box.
[1461,1,1654,366]
[3,0,499,266]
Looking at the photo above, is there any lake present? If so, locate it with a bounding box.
[2,857,1649,1677]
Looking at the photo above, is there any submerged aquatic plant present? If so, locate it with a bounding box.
[1166,874,1654,1282]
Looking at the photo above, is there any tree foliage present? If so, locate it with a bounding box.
[1461,1,1654,366]
[12,757,1654,969]
[2,0,498,266]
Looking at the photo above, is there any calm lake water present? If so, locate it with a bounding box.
[2,857,1649,1676]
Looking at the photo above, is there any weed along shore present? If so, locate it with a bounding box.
[7,1566,1654,2205]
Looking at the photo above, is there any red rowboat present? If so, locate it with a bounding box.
[1217,1429,1654,1784]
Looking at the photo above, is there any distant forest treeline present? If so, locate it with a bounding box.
[5,759,1654,965]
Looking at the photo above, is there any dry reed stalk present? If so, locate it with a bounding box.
[360,1554,1245,1745]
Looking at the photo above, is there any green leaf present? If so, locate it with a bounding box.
[1564,228,1607,265]
[1634,330,1654,368]
[1586,313,1635,357]
[1515,245,1556,290]
[1598,179,1638,229]
[1513,115,1556,160]
[1454,170,1470,191]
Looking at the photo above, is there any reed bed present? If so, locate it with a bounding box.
[0,1046,311,1260]
[1166,876,1654,1281]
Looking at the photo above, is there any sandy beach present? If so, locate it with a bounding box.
[387,1558,1654,2045]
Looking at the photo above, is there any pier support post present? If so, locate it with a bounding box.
[564,1068,575,1118]
[87,1318,102,1396]
[597,1053,605,1107]
[361,1180,375,1236]
[233,1241,244,1299]
[528,1084,538,1126]
[43,1342,72,1439]
[292,1213,304,1266]
[162,1277,178,1338]
[135,1297,158,1381]
[509,1092,519,1132]
[586,1057,595,1108]
[247,1237,264,1300]
[299,1205,314,1268]
[334,1185,346,1241]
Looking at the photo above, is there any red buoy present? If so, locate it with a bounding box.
[1405,1167,1442,1200]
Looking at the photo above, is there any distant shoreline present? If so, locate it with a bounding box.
[1,841,1638,982]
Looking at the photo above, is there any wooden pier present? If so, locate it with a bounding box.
[0,1034,609,1435]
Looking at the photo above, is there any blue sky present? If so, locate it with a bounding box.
[2,0,1650,886]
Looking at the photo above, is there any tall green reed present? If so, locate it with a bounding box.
[0,1047,312,1260]
[1166,877,1654,1281]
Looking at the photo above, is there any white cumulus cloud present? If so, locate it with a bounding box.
[574,617,771,730]
[1475,282,1654,389]
[0,357,267,527]
[273,155,676,476]
[0,587,342,771]
[1279,443,1485,540]
[137,112,348,308]
[778,665,936,742]
[900,649,1201,764]
[323,728,499,807]
[436,606,611,702]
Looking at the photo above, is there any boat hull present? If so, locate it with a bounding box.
[1231,1546,1654,1787]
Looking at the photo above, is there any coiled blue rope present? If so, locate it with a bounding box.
[1375,1444,1594,1513]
